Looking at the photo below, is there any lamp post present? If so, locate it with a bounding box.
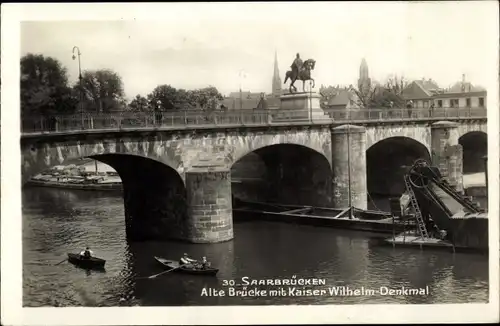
[238,70,246,111]
[155,100,162,126]
[238,70,247,124]
[483,155,488,198]
[347,124,352,217]
[72,46,83,129]
[309,80,313,123]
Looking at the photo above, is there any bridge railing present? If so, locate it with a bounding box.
[20,107,487,134]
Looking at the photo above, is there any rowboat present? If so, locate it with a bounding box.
[154,256,219,276]
[67,253,106,270]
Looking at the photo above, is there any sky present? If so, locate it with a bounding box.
[18,2,499,100]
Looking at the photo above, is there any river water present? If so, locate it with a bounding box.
[22,187,489,307]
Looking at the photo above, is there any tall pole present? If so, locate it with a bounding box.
[72,46,83,129]
[239,70,245,111]
[239,70,246,122]
[239,87,242,111]
[483,155,488,198]
[347,124,352,216]
[309,80,312,123]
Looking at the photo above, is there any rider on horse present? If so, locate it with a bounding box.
[284,53,315,93]
[291,53,304,78]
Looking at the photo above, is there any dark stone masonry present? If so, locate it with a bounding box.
[185,164,233,243]
[431,121,464,192]
[331,125,367,209]
[21,120,486,243]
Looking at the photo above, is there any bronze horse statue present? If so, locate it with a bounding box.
[284,59,316,93]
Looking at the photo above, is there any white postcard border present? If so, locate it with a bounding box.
[1,2,499,325]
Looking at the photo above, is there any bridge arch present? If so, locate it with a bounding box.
[366,136,431,199]
[93,154,188,241]
[22,137,189,241]
[21,137,183,184]
[230,143,333,207]
[226,128,332,169]
[365,124,431,153]
[459,131,487,174]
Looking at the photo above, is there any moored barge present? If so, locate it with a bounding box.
[233,200,410,234]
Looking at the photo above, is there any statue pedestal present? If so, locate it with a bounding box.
[274,92,332,122]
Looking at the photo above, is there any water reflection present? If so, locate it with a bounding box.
[23,187,488,306]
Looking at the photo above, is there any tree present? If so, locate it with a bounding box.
[20,53,77,117]
[351,84,377,109]
[379,75,408,108]
[190,86,224,112]
[351,75,408,109]
[77,69,126,113]
[128,94,150,112]
[146,84,187,111]
[319,85,338,101]
[144,84,224,112]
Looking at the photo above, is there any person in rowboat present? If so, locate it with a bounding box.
[200,256,211,270]
[179,253,197,267]
[79,247,94,259]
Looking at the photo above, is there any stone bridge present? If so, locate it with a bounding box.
[21,118,487,243]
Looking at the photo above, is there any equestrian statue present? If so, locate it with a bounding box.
[284,53,316,93]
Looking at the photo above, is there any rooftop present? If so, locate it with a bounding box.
[227,91,263,99]
[447,81,486,94]
[414,79,440,96]
[326,89,357,106]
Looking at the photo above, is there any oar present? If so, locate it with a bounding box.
[28,258,68,266]
[141,266,182,279]
[54,258,68,266]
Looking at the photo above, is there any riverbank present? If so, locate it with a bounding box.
[26,159,122,191]
[27,179,122,192]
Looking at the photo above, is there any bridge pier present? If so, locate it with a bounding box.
[259,146,333,207]
[123,181,188,242]
[331,125,367,210]
[184,164,234,243]
[431,121,464,192]
[110,156,189,242]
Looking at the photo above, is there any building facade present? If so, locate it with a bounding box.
[402,75,487,110]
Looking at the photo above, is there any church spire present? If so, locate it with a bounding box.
[358,58,371,99]
[273,51,280,77]
[359,58,369,80]
[272,50,282,97]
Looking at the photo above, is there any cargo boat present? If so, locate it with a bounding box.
[233,199,410,234]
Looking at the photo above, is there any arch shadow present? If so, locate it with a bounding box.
[459,131,487,174]
[230,144,333,208]
[88,154,188,242]
[366,137,431,200]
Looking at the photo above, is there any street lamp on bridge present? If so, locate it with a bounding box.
[72,46,84,129]
[155,100,162,125]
